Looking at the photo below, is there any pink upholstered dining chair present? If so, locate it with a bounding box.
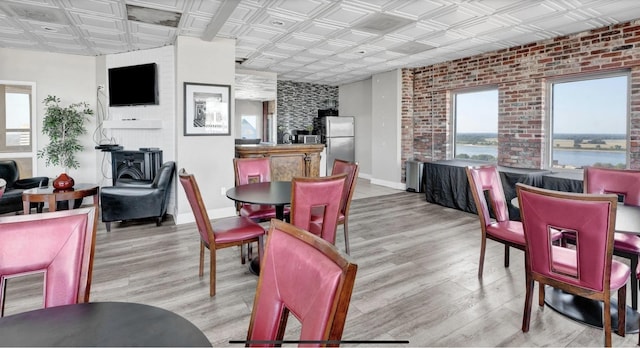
[517,183,628,347]
[179,168,265,297]
[311,159,359,254]
[582,166,640,310]
[0,207,98,317]
[233,157,289,263]
[246,219,358,346]
[290,173,348,245]
[465,165,527,277]
[466,165,564,277]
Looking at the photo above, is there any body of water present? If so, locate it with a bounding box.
[456,145,626,167]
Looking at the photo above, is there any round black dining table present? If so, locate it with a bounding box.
[226,181,292,275]
[226,181,291,221]
[0,302,211,347]
[511,197,640,333]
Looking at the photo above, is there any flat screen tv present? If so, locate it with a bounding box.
[108,63,158,106]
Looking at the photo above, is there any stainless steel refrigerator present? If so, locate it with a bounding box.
[319,116,355,166]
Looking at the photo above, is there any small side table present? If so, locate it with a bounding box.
[22,184,99,214]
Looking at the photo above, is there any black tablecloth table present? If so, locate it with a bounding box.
[0,302,211,347]
[541,171,584,193]
[423,159,551,220]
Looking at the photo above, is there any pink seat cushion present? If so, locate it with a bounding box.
[486,221,525,245]
[310,206,345,224]
[612,233,640,254]
[550,245,577,276]
[548,246,629,288]
[240,204,290,221]
[611,259,632,290]
[212,216,265,244]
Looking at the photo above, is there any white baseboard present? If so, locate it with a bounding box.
[370,178,406,190]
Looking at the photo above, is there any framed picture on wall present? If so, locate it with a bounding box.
[184,82,231,136]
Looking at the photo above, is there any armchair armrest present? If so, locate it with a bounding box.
[13,176,49,189]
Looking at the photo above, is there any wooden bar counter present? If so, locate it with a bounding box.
[235,143,324,181]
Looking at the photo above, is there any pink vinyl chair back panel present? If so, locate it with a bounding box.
[331,160,359,216]
[518,185,616,291]
[466,165,509,225]
[234,158,271,185]
[0,208,97,315]
[291,173,347,245]
[584,166,640,206]
[247,219,357,346]
[179,172,213,245]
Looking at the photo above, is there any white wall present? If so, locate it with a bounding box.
[371,69,404,189]
[235,99,262,139]
[175,36,236,224]
[339,78,372,177]
[102,46,177,214]
[0,47,97,184]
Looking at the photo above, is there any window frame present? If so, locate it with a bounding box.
[544,71,630,171]
[451,85,499,162]
[0,81,37,174]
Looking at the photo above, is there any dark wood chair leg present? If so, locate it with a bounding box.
[504,244,510,267]
[631,255,638,310]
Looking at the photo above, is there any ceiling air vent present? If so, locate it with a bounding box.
[389,41,435,55]
[353,13,413,34]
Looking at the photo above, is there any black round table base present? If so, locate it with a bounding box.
[544,286,639,334]
[249,258,260,275]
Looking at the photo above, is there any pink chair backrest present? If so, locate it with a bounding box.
[247,219,357,345]
[518,184,616,291]
[291,173,347,244]
[179,170,213,245]
[0,207,97,315]
[466,165,509,225]
[234,158,271,185]
[331,159,359,215]
[584,166,640,206]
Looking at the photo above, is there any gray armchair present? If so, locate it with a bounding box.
[100,161,175,232]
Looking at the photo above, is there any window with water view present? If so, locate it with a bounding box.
[550,74,628,169]
[454,89,498,162]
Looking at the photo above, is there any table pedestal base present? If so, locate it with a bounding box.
[544,286,639,334]
[249,258,260,276]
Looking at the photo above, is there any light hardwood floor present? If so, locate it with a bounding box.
[3,179,639,346]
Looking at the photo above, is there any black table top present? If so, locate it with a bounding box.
[226,181,291,206]
[0,302,211,347]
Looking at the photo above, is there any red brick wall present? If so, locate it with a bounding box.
[403,19,640,172]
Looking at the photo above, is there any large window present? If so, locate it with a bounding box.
[549,74,628,169]
[454,88,498,162]
[0,83,35,177]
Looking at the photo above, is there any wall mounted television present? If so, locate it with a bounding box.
[108,63,158,107]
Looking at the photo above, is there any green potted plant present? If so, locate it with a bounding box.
[38,95,93,190]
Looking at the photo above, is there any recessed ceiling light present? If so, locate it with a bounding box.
[270,20,285,27]
[42,26,57,32]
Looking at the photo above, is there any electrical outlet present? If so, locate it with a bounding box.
[220,187,226,196]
